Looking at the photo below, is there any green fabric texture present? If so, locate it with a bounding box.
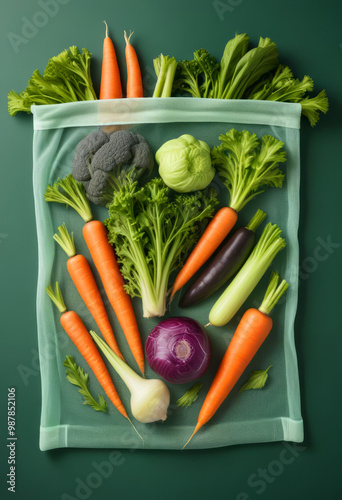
[32,98,303,451]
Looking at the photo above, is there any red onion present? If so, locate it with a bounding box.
[145,317,211,384]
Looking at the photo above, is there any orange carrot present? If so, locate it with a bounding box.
[61,311,127,417]
[46,283,128,419]
[183,272,288,448]
[100,21,122,99]
[54,223,124,360]
[124,30,143,98]
[68,255,125,359]
[171,206,238,299]
[83,220,145,375]
[44,175,145,376]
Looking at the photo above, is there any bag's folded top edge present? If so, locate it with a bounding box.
[31,98,302,131]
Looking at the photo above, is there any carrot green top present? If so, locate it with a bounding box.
[46,281,67,314]
[44,174,93,223]
[258,271,289,316]
[53,223,76,258]
[211,130,287,213]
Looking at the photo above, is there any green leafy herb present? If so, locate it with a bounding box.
[248,65,329,127]
[239,365,273,392]
[220,36,279,100]
[63,355,107,412]
[212,33,250,99]
[176,383,203,407]
[152,32,328,126]
[8,46,97,116]
[211,129,287,212]
[104,177,218,317]
[173,49,220,98]
[299,90,329,127]
[170,34,278,100]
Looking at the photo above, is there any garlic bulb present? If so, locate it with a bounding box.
[90,331,170,423]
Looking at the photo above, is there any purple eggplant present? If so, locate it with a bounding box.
[179,209,266,308]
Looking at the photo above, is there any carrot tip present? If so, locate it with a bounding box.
[170,286,178,303]
[167,287,176,306]
[182,423,201,450]
[103,20,108,38]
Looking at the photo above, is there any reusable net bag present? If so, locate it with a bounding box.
[32,98,303,451]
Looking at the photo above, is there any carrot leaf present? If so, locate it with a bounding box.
[53,223,76,258]
[211,130,287,212]
[46,281,67,313]
[44,174,93,223]
[63,355,107,413]
[176,383,203,408]
[239,365,272,392]
[259,271,289,316]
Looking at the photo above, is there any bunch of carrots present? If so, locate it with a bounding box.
[100,21,143,99]
[44,175,148,433]
[44,175,145,376]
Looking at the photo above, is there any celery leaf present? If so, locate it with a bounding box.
[239,365,273,392]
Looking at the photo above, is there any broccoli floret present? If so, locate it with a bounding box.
[72,129,109,181]
[173,59,202,98]
[92,130,138,172]
[72,129,154,206]
[86,170,110,205]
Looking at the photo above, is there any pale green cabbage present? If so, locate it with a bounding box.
[155,134,215,192]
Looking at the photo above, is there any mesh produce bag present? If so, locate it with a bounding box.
[32,98,303,451]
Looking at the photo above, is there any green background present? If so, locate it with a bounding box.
[1,0,341,498]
